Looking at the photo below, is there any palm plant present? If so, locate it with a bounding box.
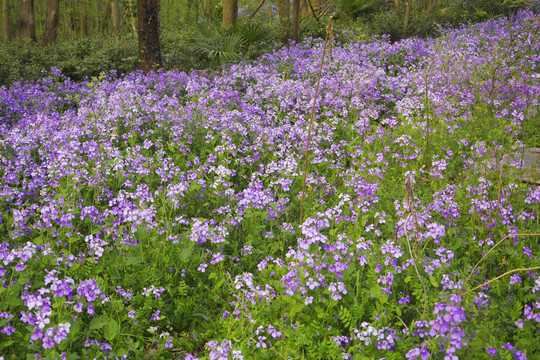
[187,21,245,65]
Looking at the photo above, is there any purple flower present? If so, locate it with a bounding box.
[0,323,15,335]
[267,324,281,338]
[399,296,410,304]
[198,261,208,273]
[150,310,161,321]
[256,336,267,348]
[509,274,521,285]
[502,343,515,352]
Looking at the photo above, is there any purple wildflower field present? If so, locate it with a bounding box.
[0,10,539,360]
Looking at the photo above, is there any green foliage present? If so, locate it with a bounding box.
[235,21,269,44]
[0,35,138,87]
[339,0,382,17]
[344,0,516,42]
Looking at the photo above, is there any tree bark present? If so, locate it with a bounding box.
[277,0,290,42]
[69,0,79,37]
[42,0,60,45]
[403,0,410,38]
[21,0,36,42]
[111,0,120,36]
[300,0,307,19]
[129,0,137,34]
[292,0,300,43]
[80,0,88,37]
[101,1,111,34]
[311,0,319,13]
[138,0,163,73]
[428,0,435,13]
[2,0,9,41]
[16,11,22,39]
[222,0,237,29]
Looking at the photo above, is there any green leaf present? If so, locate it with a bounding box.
[126,257,145,266]
[116,348,129,357]
[370,285,381,299]
[89,317,108,330]
[404,275,412,283]
[6,284,22,306]
[180,247,192,262]
[429,275,439,288]
[104,319,119,341]
[290,302,305,318]
[67,237,78,244]
[214,278,225,291]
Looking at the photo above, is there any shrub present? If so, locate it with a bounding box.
[0,35,138,87]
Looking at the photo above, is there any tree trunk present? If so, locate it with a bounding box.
[129,0,137,34]
[80,0,87,37]
[311,0,319,13]
[300,0,307,19]
[101,1,111,34]
[69,0,79,37]
[222,0,237,29]
[292,0,300,43]
[138,0,163,73]
[204,0,212,18]
[2,0,9,41]
[21,0,36,42]
[16,12,22,39]
[403,0,410,38]
[428,0,435,13]
[42,0,60,45]
[111,0,120,36]
[277,0,290,43]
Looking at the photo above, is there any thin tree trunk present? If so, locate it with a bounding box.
[277,0,290,43]
[428,0,435,13]
[300,0,307,19]
[250,0,265,19]
[21,0,36,41]
[80,0,87,37]
[101,1,111,34]
[403,0,410,38]
[111,0,120,36]
[204,0,211,18]
[311,0,319,13]
[69,0,79,37]
[42,0,60,45]
[2,0,9,41]
[292,0,300,43]
[129,0,137,34]
[222,0,237,29]
[16,7,22,39]
[138,0,163,73]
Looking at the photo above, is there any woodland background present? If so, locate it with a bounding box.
[0,0,524,86]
